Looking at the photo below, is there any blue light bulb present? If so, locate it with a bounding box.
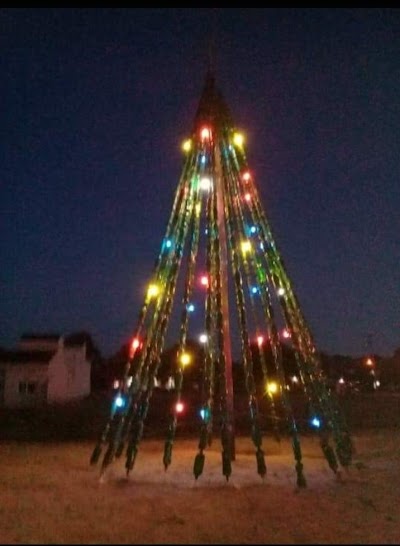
[311,417,321,429]
[114,395,125,410]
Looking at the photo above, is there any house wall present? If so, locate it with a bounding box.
[1,335,92,408]
[47,349,68,403]
[48,344,91,403]
[3,363,48,408]
[63,345,91,399]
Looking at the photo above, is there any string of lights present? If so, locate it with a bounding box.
[90,71,353,485]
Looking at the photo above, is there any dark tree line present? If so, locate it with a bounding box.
[89,334,400,394]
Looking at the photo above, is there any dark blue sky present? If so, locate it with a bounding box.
[1,8,399,358]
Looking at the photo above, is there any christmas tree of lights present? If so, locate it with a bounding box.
[90,72,353,487]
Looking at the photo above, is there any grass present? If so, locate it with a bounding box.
[0,430,399,544]
[0,392,400,543]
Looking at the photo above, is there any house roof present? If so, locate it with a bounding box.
[19,332,87,347]
[0,349,55,364]
[0,332,90,365]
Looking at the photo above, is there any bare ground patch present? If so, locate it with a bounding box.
[0,430,399,544]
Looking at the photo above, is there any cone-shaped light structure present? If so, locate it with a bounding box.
[90,72,353,487]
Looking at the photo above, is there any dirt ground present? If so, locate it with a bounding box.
[0,429,399,544]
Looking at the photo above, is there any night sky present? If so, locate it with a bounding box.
[1,8,399,358]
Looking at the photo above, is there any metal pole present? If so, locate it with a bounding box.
[214,140,235,461]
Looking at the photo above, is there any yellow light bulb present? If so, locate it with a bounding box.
[241,240,252,254]
[147,284,160,299]
[233,132,244,147]
[182,139,192,153]
[266,381,278,395]
[180,353,191,367]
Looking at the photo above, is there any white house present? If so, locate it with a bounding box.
[0,333,92,408]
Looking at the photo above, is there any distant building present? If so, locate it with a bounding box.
[0,333,92,408]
